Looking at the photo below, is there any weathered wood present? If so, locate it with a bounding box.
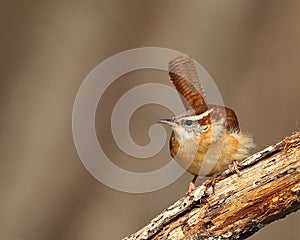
[123,131,300,240]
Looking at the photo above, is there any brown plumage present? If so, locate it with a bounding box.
[168,56,207,110]
[160,56,255,191]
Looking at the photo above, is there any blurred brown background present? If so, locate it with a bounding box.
[1,0,300,239]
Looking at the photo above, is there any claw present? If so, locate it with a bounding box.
[188,175,198,193]
[229,160,242,176]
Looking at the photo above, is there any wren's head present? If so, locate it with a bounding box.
[158,109,213,141]
[158,107,238,143]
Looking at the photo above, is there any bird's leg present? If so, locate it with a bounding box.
[188,175,198,192]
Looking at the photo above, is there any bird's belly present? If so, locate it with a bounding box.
[174,144,232,176]
[170,132,254,176]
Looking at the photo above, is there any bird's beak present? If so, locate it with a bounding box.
[157,119,177,127]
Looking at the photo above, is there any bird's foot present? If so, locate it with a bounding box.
[228,160,242,176]
[204,178,217,195]
[188,181,196,193]
[187,175,198,193]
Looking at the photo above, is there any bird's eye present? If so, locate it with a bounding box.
[185,120,193,126]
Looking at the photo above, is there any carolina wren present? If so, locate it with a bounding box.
[159,57,255,191]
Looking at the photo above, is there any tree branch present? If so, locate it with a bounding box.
[123,131,300,240]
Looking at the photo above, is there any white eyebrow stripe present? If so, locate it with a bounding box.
[180,109,213,121]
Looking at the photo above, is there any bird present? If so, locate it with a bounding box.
[158,56,255,192]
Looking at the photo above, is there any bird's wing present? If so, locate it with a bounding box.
[168,56,240,131]
[168,56,207,111]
